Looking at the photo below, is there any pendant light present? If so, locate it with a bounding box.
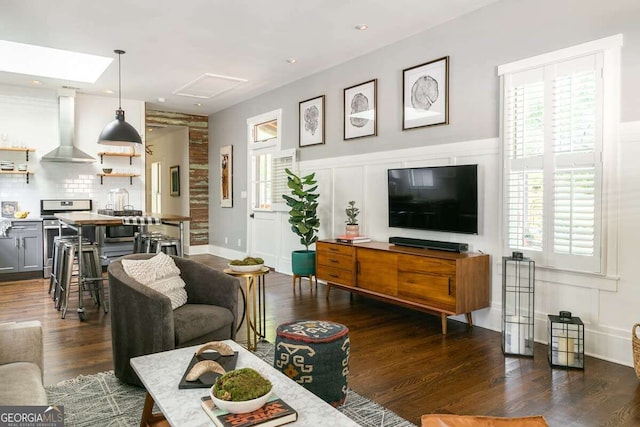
[98,49,142,145]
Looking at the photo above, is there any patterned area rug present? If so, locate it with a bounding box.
[46,342,417,427]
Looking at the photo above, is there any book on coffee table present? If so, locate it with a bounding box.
[201,395,298,427]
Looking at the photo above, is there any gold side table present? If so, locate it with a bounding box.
[223,267,269,351]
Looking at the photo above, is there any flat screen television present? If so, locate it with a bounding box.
[387,164,478,234]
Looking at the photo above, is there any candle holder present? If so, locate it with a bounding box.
[502,256,535,357]
[548,312,584,369]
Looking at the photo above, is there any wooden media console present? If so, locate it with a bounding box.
[316,240,490,334]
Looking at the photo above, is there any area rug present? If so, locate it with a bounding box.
[46,342,417,427]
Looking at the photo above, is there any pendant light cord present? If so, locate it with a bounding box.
[114,49,125,110]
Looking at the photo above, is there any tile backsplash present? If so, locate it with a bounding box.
[0,85,145,216]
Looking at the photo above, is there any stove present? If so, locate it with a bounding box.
[40,199,94,278]
[41,199,93,223]
[96,208,140,265]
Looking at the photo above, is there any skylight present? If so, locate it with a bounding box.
[0,40,112,83]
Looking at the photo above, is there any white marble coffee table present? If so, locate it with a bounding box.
[130,340,359,426]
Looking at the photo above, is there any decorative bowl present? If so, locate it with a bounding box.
[102,168,113,174]
[227,263,264,273]
[210,389,271,414]
[210,368,272,414]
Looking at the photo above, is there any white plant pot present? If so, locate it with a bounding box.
[345,224,359,236]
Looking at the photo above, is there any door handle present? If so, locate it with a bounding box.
[249,213,255,218]
[15,237,20,248]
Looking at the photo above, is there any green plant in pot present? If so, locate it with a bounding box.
[345,200,360,236]
[283,168,320,276]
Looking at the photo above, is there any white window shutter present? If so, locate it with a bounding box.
[270,149,296,212]
[502,52,603,273]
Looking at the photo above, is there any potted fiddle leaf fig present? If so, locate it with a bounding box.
[345,200,359,236]
[282,168,320,276]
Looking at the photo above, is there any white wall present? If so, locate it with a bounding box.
[278,127,637,368]
[208,0,640,367]
[0,85,145,213]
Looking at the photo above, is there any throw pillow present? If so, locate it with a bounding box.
[121,252,188,309]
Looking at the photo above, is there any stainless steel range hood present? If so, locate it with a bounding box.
[41,89,96,163]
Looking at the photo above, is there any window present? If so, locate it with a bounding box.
[247,109,295,212]
[251,150,294,211]
[499,35,622,274]
[253,119,278,143]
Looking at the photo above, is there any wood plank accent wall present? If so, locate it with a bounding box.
[145,108,209,246]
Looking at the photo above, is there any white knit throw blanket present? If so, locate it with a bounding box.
[0,219,11,237]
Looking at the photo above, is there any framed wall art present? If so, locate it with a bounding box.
[220,145,233,208]
[299,95,325,147]
[403,56,449,130]
[344,79,377,140]
[169,165,180,197]
[1,201,18,218]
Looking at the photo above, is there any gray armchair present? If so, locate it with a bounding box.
[0,321,47,405]
[108,254,239,386]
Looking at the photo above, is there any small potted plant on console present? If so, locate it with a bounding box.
[345,201,359,236]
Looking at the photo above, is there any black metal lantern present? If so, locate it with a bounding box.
[502,254,535,357]
[548,311,584,369]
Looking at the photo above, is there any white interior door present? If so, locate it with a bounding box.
[247,149,295,270]
[250,209,279,268]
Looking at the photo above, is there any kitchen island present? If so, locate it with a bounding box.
[54,211,190,320]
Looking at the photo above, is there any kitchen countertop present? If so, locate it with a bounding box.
[54,212,190,226]
[2,217,44,222]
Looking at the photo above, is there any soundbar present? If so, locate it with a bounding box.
[389,237,468,253]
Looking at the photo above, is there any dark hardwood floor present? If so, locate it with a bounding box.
[1,254,639,426]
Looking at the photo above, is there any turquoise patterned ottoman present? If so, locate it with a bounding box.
[274,320,350,406]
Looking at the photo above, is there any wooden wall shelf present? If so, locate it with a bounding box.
[97,173,140,185]
[0,147,36,161]
[97,152,141,165]
[0,170,31,183]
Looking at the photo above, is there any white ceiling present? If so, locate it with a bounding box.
[1,0,498,116]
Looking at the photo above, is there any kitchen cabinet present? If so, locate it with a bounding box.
[317,240,490,334]
[0,220,43,274]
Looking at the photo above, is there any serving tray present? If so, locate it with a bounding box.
[178,351,239,389]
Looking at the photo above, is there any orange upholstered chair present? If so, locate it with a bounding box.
[421,414,549,427]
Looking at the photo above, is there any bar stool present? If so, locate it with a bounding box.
[150,235,183,257]
[49,235,89,309]
[134,232,164,254]
[59,241,107,319]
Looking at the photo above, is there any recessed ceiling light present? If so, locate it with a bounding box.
[286,58,297,64]
[195,103,202,107]
[0,40,112,83]
[104,89,114,94]
[147,128,154,132]
[31,80,42,85]
[158,97,166,103]
[355,24,368,30]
